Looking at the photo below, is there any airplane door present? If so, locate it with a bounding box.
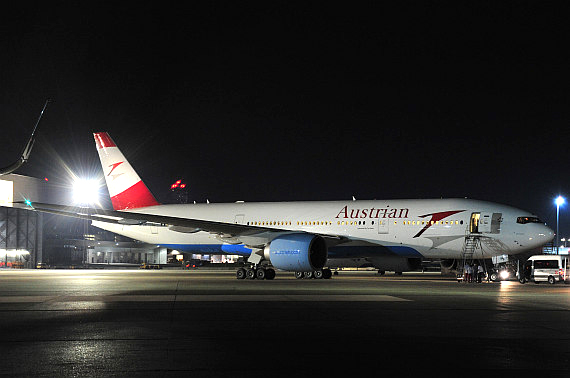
[469,213,481,233]
[479,213,492,233]
[378,219,389,234]
[479,212,501,234]
[234,214,245,224]
[490,213,502,234]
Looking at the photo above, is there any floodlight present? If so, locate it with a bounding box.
[72,178,100,205]
[555,196,565,207]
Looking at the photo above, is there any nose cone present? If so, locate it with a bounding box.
[530,224,554,248]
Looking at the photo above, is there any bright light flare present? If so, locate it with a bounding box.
[499,270,510,280]
[72,178,101,205]
[555,196,565,207]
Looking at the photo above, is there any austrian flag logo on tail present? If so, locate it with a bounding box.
[107,162,124,180]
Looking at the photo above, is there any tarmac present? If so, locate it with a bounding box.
[0,269,569,376]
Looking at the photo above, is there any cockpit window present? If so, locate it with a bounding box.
[516,216,542,224]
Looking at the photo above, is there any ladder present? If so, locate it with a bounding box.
[459,233,481,281]
[462,234,481,261]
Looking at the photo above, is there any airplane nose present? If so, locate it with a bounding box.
[537,224,555,243]
[524,224,554,251]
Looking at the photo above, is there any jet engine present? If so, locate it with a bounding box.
[440,259,457,270]
[264,233,327,272]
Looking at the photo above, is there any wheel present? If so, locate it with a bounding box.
[518,276,526,284]
[236,268,246,279]
[322,268,332,279]
[313,270,323,279]
[304,271,314,279]
[265,268,276,280]
[246,268,256,279]
[256,268,266,280]
[489,272,499,282]
[294,271,304,279]
[548,276,556,285]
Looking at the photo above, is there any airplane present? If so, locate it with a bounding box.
[0,100,51,176]
[21,132,554,280]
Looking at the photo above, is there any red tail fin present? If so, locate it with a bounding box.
[94,132,160,210]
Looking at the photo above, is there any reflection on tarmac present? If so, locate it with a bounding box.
[0,269,569,375]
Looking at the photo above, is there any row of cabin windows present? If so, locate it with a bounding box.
[246,220,465,227]
[247,221,333,226]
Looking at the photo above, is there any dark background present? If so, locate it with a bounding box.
[1,2,569,232]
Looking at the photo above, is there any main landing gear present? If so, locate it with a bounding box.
[294,268,333,279]
[235,267,333,280]
[236,266,276,280]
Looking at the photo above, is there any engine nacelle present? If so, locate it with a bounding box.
[440,259,457,270]
[264,234,327,272]
[440,259,458,276]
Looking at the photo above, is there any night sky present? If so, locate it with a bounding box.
[1,3,569,233]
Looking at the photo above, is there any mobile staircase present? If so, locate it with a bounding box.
[458,232,482,281]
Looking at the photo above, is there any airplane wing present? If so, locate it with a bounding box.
[0,100,51,176]
[18,201,348,246]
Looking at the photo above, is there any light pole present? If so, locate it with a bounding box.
[555,196,565,255]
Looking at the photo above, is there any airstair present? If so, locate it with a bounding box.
[458,233,482,281]
[462,233,481,262]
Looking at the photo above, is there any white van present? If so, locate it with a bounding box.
[521,255,570,284]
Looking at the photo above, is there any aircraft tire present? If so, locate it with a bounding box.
[314,270,323,279]
[246,268,256,279]
[322,268,332,279]
[236,268,246,280]
[256,268,266,280]
[265,268,276,280]
[294,271,304,279]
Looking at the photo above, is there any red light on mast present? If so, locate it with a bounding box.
[171,179,187,191]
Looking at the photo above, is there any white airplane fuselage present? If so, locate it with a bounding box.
[92,198,553,261]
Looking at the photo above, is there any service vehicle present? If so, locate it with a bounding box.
[520,254,569,284]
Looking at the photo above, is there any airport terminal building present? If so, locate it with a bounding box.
[0,174,167,268]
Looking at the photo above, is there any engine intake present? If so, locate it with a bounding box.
[265,234,327,272]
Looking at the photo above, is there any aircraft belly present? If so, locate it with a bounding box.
[328,243,423,259]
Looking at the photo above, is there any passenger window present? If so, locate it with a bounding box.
[534,260,559,269]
